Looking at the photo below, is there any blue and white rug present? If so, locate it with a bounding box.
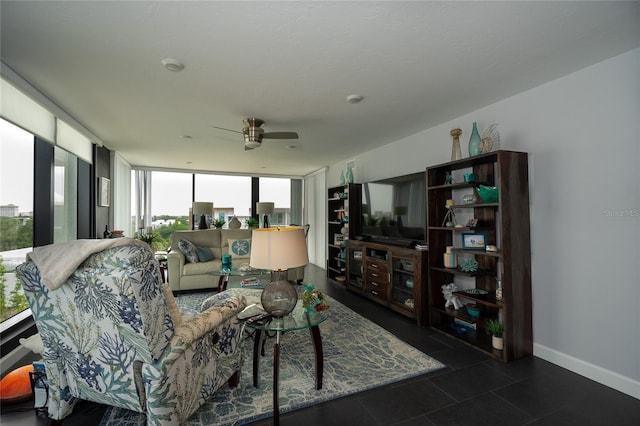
[100,291,445,425]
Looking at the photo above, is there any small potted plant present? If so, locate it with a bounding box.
[136,231,159,252]
[487,319,504,350]
[245,217,259,229]
[212,218,226,229]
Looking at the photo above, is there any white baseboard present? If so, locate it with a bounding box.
[534,343,640,400]
[0,344,31,377]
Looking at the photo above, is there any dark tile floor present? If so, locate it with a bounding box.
[2,264,639,425]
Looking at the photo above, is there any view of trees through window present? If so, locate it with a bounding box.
[0,118,33,323]
[133,171,296,252]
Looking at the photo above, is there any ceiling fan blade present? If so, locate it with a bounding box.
[210,125,242,134]
[263,131,299,139]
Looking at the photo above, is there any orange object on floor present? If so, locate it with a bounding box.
[0,364,34,404]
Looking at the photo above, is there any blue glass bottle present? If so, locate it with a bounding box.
[347,167,354,183]
[468,122,481,157]
[339,170,346,185]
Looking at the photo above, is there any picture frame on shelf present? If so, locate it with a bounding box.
[334,234,345,246]
[461,232,487,250]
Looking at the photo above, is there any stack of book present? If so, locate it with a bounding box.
[241,277,262,287]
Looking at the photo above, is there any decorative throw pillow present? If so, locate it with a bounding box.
[228,238,251,259]
[178,239,199,263]
[196,246,214,262]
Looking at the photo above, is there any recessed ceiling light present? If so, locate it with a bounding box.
[161,58,184,72]
[347,94,363,104]
[286,144,298,149]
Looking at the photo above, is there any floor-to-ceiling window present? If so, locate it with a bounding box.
[53,147,78,243]
[259,177,294,226]
[194,174,252,228]
[0,119,34,325]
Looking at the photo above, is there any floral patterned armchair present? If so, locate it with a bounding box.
[16,241,247,425]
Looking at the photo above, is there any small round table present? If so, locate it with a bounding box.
[245,301,328,426]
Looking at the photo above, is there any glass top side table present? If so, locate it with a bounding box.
[244,300,328,426]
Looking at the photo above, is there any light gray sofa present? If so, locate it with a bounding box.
[167,228,305,292]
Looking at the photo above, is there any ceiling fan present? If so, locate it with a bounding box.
[212,118,299,150]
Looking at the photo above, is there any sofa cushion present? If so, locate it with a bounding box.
[183,260,219,276]
[228,238,251,259]
[196,246,214,262]
[178,239,199,263]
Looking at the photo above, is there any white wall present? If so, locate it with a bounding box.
[327,49,640,398]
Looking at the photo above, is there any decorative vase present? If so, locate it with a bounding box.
[339,170,346,185]
[443,246,457,268]
[492,335,504,350]
[450,128,462,161]
[347,167,354,183]
[468,122,482,157]
[260,271,298,318]
[228,216,241,229]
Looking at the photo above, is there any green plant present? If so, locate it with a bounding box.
[136,231,159,251]
[245,217,259,229]
[212,218,226,229]
[486,319,503,338]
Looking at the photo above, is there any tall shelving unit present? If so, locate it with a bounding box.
[426,150,532,362]
[327,183,361,282]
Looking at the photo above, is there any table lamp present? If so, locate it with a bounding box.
[250,226,308,317]
[192,201,213,230]
[393,206,407,228]
[256,202,275,228]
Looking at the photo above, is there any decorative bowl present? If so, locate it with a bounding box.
[466,303,481,319]
[476,185,499,203]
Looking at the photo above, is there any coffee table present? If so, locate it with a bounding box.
[245,301,329,426]
[208,266,271,291]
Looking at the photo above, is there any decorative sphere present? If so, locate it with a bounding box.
[261,279,298,318]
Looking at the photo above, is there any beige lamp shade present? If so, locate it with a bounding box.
[192,201,213,216]
[249,226,309,271]
[256,202,275,215]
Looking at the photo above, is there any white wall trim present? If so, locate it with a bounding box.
[534,343,640,400]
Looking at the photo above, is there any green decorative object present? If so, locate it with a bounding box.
[212,218,226,228]
[460,258,479,273]
[487,319,503,338]
[476,185,499,203]
[302,283,330,312]
[245,217,259,229]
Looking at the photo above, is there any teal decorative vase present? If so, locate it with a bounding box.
[347,167,354,183]
[468,122,482,157]
[339,170,346,185]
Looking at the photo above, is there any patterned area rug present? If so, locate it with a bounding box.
[100,291,445,425]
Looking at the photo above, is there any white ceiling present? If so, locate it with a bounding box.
[1,1,638,176]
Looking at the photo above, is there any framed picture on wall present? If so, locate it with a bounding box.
[99,177,110,207]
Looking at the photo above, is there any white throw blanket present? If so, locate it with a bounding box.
[27,238,150,290]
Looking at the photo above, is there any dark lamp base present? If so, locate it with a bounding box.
[199,215,208,229]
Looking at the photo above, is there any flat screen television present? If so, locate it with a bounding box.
[360,171,427,246]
